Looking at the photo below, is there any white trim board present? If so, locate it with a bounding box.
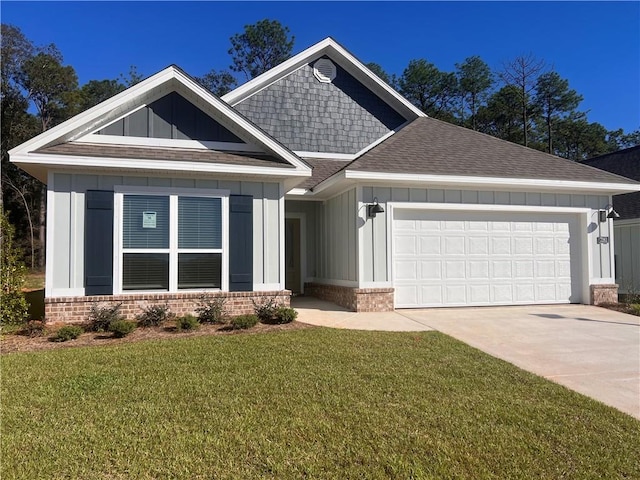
[344,171,640,194]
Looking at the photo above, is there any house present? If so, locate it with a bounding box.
[582,146,640,295]
[10,38,640,322]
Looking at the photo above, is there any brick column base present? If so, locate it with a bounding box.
[304,283,394,312]
[590,284,618,305]
[44,290,291,324]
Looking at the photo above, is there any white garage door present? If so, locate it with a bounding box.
[393,209,582,308]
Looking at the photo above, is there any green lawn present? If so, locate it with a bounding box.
[2,329,639,479]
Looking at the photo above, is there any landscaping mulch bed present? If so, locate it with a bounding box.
[599,302,640,316]
[1,320,313,355]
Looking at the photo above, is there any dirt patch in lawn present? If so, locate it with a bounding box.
[1,321,314,355]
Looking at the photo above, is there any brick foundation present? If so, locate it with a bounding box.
[304,283,394,312]
[590,284,618,305]
[44,290,291,323]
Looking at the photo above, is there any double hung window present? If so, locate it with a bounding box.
[116,188,227,293]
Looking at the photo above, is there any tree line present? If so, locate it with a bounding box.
[1,19,638,269]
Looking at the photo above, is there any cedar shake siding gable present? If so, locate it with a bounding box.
[234,59,407,154]
[347,117,639,184]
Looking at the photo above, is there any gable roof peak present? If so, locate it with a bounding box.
[222,37,426,120]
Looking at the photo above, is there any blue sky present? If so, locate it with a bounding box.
[2,1,639,133]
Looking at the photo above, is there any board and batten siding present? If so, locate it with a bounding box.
[361,186,612,283]
[48,173,282,296]
[309,189,358,283]
[614,221,640,293]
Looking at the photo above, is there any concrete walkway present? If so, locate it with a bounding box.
[293,298,640,419]
[292,296,433,331]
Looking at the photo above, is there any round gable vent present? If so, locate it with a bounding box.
[313,58,337,83]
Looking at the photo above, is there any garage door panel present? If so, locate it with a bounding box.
[395,260,417,280]
[445,285,466,304]
[492,261,512,278]
[422,285,443,304]
[444,237,465,254]
[468,236,489,254]
[535,237,555,254]
[420,261,441,279]
[419,236,441,254]
[445,261,466,279]
[396,285,419,306]
[515,284,535,302]
[469,284,490,303]
[513,237,534,255]
[393,210,582,307]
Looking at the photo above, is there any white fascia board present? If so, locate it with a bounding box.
[12,153,310,179]
[344,171,640,194]
[295,151,356,160]
[223,37,425,120]
[223,38,336,104]
[9,68,178,156]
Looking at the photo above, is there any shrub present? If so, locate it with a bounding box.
[22,320,47,337]
[195,295,227,324]
[51,325,83,342]
[252,293,281,323]
[176,314,199,331]
[108,320,136,338]
[137,304,172,327]
[88,303,124,332]
[230,314,259,330]
[274,306,298,324]
[0,211,29,326]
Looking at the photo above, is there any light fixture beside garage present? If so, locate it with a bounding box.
[599,204,620,223]
[367,197,384,218]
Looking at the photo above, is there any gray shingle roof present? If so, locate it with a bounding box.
[36,142,293,169]
[298,158,350,190]
[347,117,638,185]
[582,146,640,219]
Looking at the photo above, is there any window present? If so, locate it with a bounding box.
[115,188,228,293]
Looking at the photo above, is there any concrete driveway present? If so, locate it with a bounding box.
[294,298,640,419]
[402,305,640,419]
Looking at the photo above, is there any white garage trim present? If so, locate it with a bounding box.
[387,202,592,307]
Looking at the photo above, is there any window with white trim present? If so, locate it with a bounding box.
[115,188,228,293]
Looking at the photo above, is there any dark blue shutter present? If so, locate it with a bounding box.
[85,190,114,295]
[229,195,253,291]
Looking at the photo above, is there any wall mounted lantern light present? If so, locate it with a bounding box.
[599,204,620,223]
[367,197,385,218]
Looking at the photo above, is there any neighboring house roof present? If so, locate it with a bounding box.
[582,145,640,219]
[10,65,311,186]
